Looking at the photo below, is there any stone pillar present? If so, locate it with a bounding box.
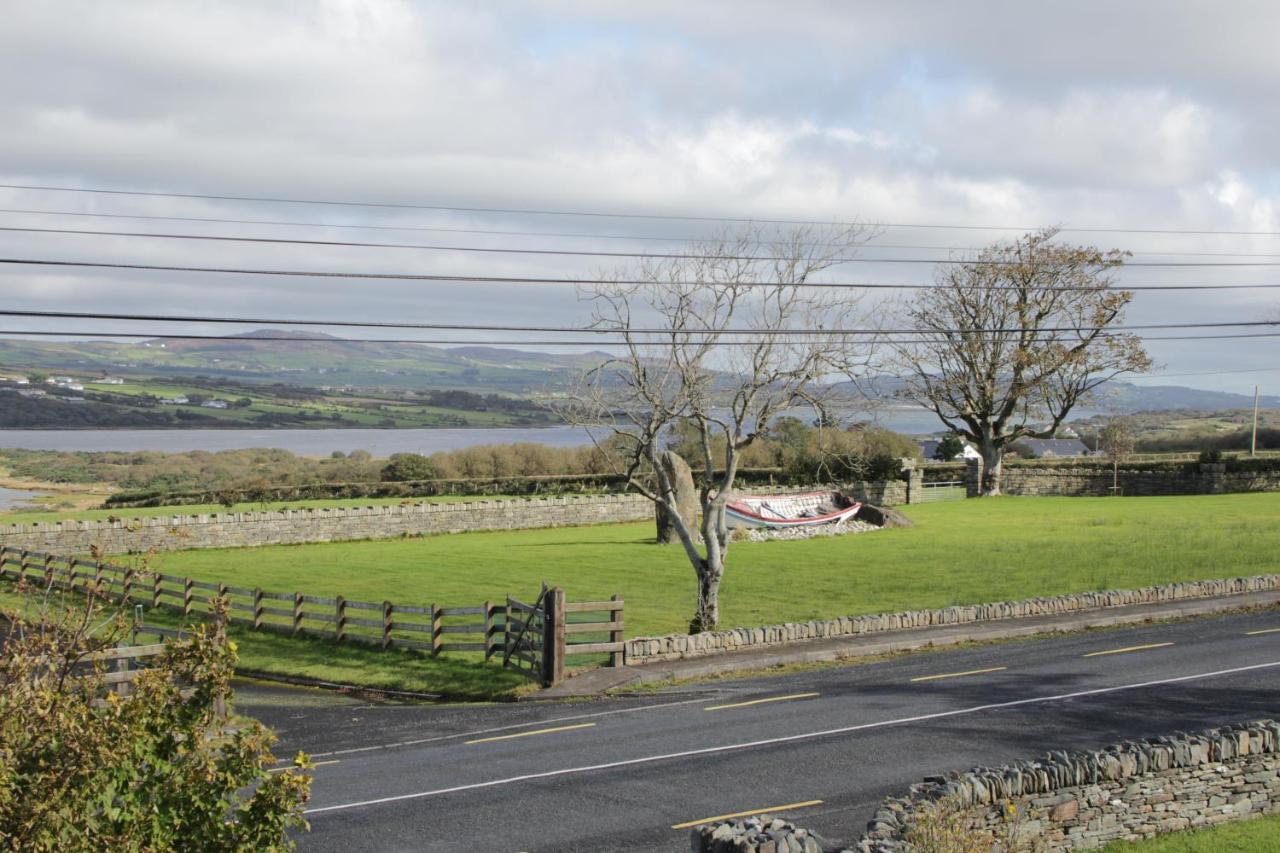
[655,451,698,544]
[965,458,982,498]
[901,458,923,505]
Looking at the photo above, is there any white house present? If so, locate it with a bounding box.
[201,400,229,409]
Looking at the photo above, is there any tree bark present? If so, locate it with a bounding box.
[978,440,1003,496]
[690,559,722,633]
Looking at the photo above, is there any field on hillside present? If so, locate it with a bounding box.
[152,493,1280,639]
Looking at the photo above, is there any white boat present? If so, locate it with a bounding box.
[724,490,862,529]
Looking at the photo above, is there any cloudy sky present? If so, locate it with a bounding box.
[1,0,1278,393]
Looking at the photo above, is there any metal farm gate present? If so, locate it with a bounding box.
[918,480,967,502]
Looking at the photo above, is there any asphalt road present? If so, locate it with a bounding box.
[236,609,1280,852]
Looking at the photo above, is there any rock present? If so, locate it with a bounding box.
[656,450,699,544]
[855,504,913,529]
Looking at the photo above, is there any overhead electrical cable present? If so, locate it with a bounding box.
[0,308,1275,337]
[5,225,1280,267]
[5,208,1280,259]
[6,183,1280,236]
[5,257,1280,291]
[1,329,1277,346]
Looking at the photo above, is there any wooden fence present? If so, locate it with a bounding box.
[0,545,624,687]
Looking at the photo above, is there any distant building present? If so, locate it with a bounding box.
[17,388,47,398]
[919,438,981,462]
[201,400,229,409]
[97,377,125,385]
[66,383,84,391]
[161,395,190,405]
[1011,438,1092,459]
[15,377,29,385]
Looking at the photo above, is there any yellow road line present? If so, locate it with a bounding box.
[671,800,824,830]
[1247,628,1280,636]
[270,759,339,773]
[910,666,1007,683]
[1083,642,1174,658]
[465,722,596,745]
[703,692,820,712]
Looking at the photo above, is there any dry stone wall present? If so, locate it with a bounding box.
[968,459,1280,498]
[0,494,653,554]
[850,720,1280,851]
[624,574,1280,664]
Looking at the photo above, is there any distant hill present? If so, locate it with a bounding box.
[0,331,601,394]
[0,332,1270,411]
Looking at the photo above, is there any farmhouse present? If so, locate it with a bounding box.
[1011,437,1092,458]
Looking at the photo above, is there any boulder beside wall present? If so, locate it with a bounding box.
[855,503,913,529]
[656,451,699,544]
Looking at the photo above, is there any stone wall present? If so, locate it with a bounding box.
[851,720,1280,851]
[0,494,654,554]
[967,459,1280,498]
[697,721,1280,852]
[624,574,1280,664]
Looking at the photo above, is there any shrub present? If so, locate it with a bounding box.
[380,453,436,482]
[0,594,312,849]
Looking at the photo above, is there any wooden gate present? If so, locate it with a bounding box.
[502,586,627,687]
[503,584,550,684]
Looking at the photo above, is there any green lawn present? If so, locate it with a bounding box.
[1105,813,1280,851]
[150,493,1280,639]
[0,494,525,525]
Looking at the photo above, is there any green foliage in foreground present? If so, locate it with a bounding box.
[155,493,1280,640]
[1104,812,1280,851]
[0,593,312,850]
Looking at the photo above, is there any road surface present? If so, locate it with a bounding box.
[237,608,1280,851]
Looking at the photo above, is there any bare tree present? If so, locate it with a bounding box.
[1097,416,1136,493]
[896,229,1152,496]
[554,226,877,632]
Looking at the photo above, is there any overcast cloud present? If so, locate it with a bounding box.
[0,0,1277,393]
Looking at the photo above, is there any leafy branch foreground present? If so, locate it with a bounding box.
[0,591,312,851]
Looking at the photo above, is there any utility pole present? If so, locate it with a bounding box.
[1252,384,1260,457]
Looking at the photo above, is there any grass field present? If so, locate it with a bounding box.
[9,493,1277,699]
[1104,813,1280,851]
[151,493,1280,639]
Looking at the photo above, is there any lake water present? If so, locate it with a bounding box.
[0,486,39,510]
[0,407,960,456]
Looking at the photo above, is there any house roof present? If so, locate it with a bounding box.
[1015,438,1091,457]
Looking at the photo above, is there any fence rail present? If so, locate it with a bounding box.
[0,545,621,687]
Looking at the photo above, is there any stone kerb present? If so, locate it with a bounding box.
[623,574,1280,664]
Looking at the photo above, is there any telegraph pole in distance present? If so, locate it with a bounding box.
[1252,384,1260,457]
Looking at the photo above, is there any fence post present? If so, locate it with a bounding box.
[253,588,264,630]
[95,561,105,597]
[43,554,55,588]
[431,603,442,657]
[66,557,78,592]
[610,593,624,667]
[115,655,130,698]
[335,595,347,642]
[381,600,393,650]
[216,582,227,618]
[183,577,194,617]
[18,549,30,584]
[292,592,304,636]
[504,599,513,663]
[542,587,565,687]
[123,568,135,603]
[483,599,494,660]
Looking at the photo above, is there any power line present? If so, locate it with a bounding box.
[7,207,1280,260]
[7,182,1280,236]
[1130,366,1280,380]
[6,256,1280,291]
[0,308,1274,337]
[7,224,1280,267]
[1,329,1277,346]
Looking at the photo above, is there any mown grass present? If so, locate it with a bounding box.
[12,493,1276,700]
[151,493,1280,639]
[1104,813,1280,851]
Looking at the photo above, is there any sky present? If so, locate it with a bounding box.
[0,0,1278,393]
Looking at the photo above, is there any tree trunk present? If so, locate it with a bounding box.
[978,441,1003,496]
[690,559,722,633]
